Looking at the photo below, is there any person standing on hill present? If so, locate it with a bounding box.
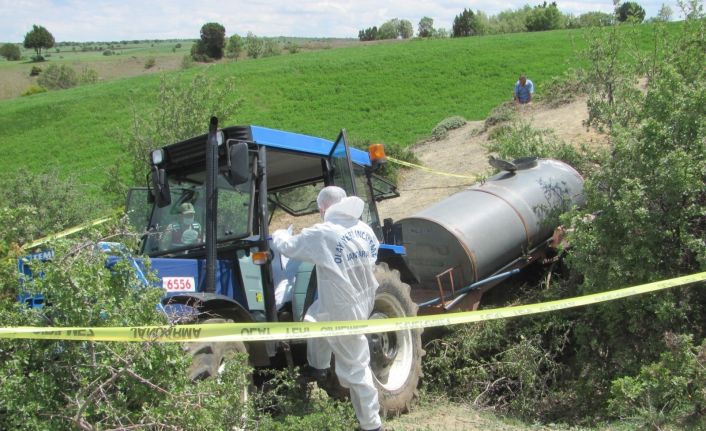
[270,186,383,431]
[513,74,534,104]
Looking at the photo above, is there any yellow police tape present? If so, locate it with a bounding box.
[23,210,120,250]
[1,272,704,343]
[387,157,478,181]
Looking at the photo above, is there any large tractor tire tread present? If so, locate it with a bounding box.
[186,318,248,381]
[371,263,424,417]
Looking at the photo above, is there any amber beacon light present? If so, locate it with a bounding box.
[368,143,387,166]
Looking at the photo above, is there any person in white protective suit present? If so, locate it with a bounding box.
[270,186,382,431]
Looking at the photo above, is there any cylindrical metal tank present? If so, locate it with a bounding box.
[397,159,584,288]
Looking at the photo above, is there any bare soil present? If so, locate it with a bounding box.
[377,97,605,223]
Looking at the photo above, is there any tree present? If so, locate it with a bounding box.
[656,3,673,21]
[452,8,482,37]
[245,32,264,58]
[378,18,400,39]
[358,26,378,41]
[226,33,243,59]
[525,2,563,32]
[616,1,646,23]
[23,24,55,59]
[0,43,20,61]
[199,22,226,59]
[418,17,435,38]
[398,19,414,39]
[577,11,614,27]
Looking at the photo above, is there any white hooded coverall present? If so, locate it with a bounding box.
[271,196,382,430]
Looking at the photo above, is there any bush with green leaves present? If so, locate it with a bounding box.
[144,56,156,69]
[29,65,41,76]
[37,64,78,90]
[609,333,706,430]
[180,54,194,69]
[21,84,47,97]
[0,43,21,61]
[423,312,574,421]
[430,115,466,140]
[226,33,243,59]
[246,32,264,59]
[562,9,706,420]
[78,66,99,84]
[483,102,517,128]
[262,39,282,57]
[122,72,241,184]
[0,168,106,243]
[484,120,588,174]
[539,68,588,107]
[0,219,252,430]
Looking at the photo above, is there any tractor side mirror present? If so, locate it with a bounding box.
[227,141,250,185]
[150,166,171,208]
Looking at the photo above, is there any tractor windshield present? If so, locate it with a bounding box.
[134,172,253,256]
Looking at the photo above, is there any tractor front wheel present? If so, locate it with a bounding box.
[186,317,251,404]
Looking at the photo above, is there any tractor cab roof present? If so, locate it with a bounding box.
[156,125,371,190]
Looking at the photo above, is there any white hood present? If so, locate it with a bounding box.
[324,196,364,221]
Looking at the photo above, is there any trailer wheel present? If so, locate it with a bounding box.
[186,318,250,401]
[369,263,424,416]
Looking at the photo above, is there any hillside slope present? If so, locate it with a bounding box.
[1,24,666,202]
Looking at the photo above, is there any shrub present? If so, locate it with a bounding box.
[540,68,589,107]
[262,39,281,57]
[78,66,98,84]
[21,84,47,97]
[246,32,264,59]
[287,42,300,54]
[123,72,241,183]
[175,42,182,49]
[37,64,78,90]
[424,315,572,420]
[226,34,243,59]
[484,120,587,173]
[29,65,42,76]
[483,102,516,128]
[0,43,21,61]
[180,54,194,69]
[0,223,252,430]
[609,334,706,430]
[102,49,113,56]
[144,56,156,69]
[430,115,466,140]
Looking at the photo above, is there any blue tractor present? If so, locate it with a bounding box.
[125,119,424,415]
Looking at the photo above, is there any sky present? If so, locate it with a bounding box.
[0,0,685,42]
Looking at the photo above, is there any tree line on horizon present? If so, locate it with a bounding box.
[358,1,672,41]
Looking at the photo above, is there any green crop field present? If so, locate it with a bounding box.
[0,24,668,205]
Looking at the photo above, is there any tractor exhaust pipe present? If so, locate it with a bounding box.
[204,116,219,293]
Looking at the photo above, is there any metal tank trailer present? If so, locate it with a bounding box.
[394,157,585,313]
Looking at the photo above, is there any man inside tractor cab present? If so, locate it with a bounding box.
[162,202,202,248]
[271,186,382,431]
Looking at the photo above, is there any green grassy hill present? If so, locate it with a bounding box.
[0,25,662,202]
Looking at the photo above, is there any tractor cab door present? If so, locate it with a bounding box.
[328,129,357,197]
[125,187,153,233]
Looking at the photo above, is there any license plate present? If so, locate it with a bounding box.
[162,277,196,292]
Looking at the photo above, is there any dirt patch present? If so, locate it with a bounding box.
[378,96,605,223]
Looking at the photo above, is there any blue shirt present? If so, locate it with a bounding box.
[514,79,534,103]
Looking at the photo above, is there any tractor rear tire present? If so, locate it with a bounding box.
[186,318,249,393]
[369,263,424,417]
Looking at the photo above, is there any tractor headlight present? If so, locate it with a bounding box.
[151,149,164,165]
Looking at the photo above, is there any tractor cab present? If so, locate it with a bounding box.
[126,123,402,329]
